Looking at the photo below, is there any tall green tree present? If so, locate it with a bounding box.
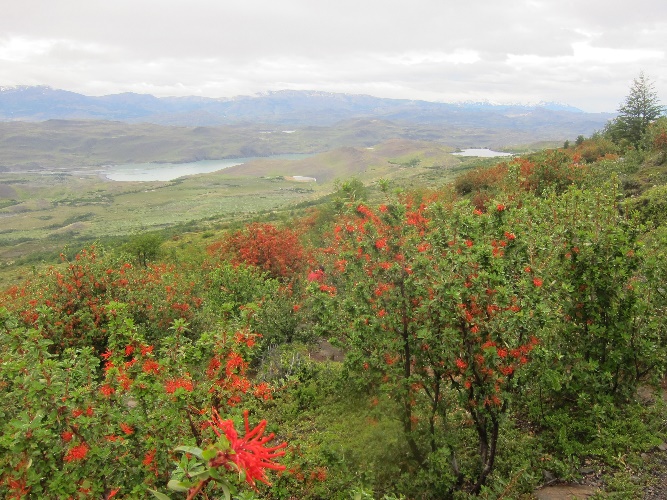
[609,72,664,146]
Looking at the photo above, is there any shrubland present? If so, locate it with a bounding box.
[2,117,667,499]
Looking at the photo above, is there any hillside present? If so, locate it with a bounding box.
[0,117,583,172]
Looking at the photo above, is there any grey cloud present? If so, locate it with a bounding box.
[0,0,666,112]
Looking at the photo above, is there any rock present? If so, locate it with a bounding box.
[658,442,667,452]
[542,470,558,486]
[543,470,556,483]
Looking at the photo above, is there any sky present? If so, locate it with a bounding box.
[1,0,666,113]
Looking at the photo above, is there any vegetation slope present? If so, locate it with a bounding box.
[1,105,667,499]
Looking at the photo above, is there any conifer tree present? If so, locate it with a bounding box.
[610,72,664,146]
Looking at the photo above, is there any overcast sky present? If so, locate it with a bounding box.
[1,0,666,112]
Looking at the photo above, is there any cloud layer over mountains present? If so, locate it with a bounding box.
[1,0,665,112]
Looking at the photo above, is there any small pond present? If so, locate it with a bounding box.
[452,149,514,158]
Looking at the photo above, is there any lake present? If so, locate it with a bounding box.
[452,149,514,157]
[104,154,312,182]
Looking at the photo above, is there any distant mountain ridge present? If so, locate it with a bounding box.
[0,86,612,131]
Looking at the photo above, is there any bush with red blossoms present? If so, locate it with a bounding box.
[310,193,549,493]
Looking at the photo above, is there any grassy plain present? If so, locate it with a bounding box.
[0,138,507,287]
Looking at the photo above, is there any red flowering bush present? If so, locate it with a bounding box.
[0,301,280,499]
[310,193,548,493]
[207,222,310,280]
[1,246,203,354]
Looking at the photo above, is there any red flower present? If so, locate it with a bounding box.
[499,364,515,376]
[375,238,388,250]
[61,431,74,442]
[225,352,245,376]
[164,378,194,394]
[307,269,325,282]
[253,382,272,400]
[142,360,161,374]
[207,357,222,377]
[206,409,287,488]
[142,448,156,466]
[496,204,505,211]
[64,443,89,462]
[455,358,467,371]
[356,204,372,217]
[99,384,115,397]
[465,239,473,247]
[120,423,134,435]
[533,278,543,287]
[335,259,347,272]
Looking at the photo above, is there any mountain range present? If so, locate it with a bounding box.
[0,86,613,131]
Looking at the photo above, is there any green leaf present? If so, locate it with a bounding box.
[202,446,218,461]
[148,489,172,500]
[189,469,210,480]
[220,482,231,500]
[174,445,204,460]
[167,480,191,492]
